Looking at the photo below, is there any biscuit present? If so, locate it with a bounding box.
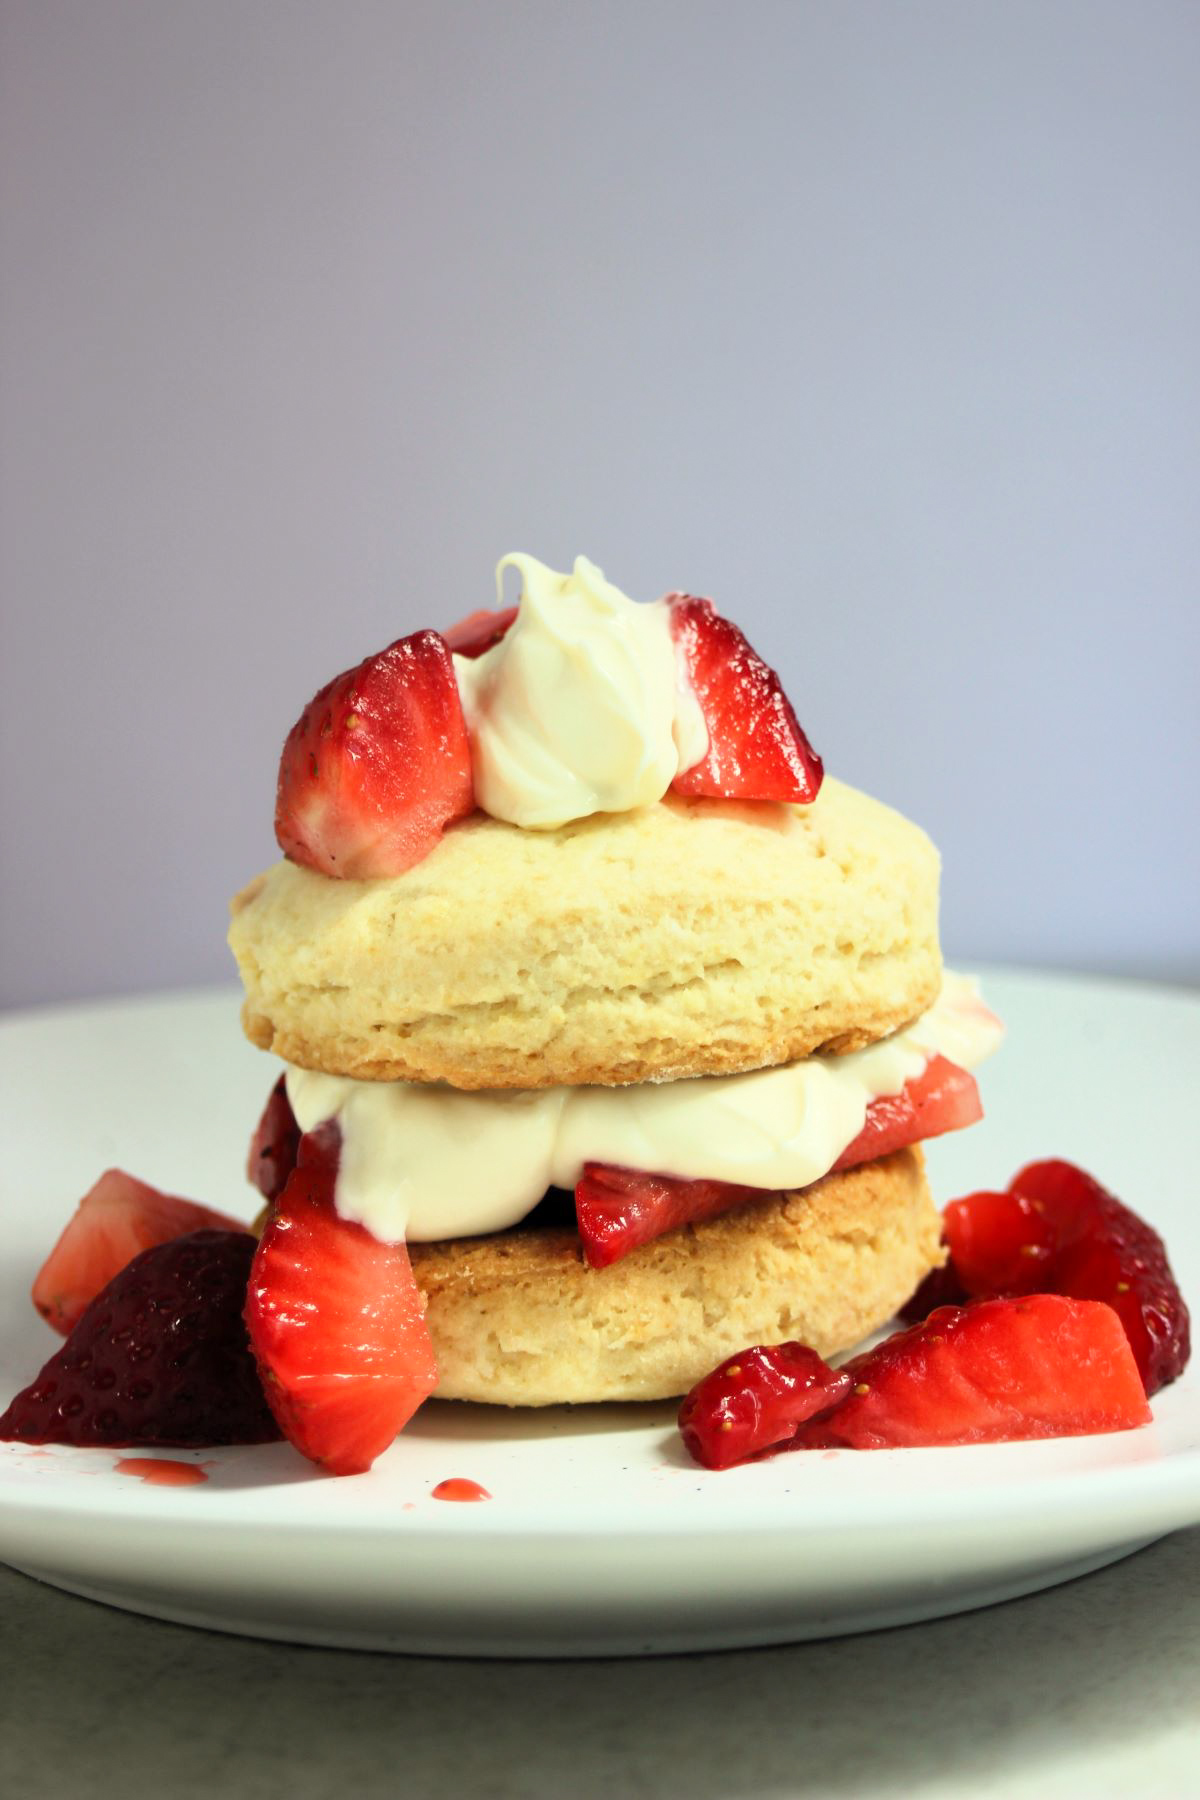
[229,778,941,1088]
[410,1148,939,1405]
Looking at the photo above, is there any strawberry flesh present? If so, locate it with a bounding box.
[794,1295,1152,1451]
[275,628,474,879]
[244,1125,438,1475]
[443,605,518,658]
[574,1163,764,1269]
[666,594,823,804]
[575,1055,980,1268]
[1,1231,280,1447]
[32,1170,249,1337]
[247,1077,302,1204]
[940,1189,1059,1296]
[832,1056,981,1172]
[678,1343,852,1469]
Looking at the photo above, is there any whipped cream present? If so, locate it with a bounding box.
[286,974,1003,1246]
[453,554,708,829]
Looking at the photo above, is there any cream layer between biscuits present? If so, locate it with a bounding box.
[284,973,1002,1247]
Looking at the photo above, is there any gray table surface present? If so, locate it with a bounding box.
[2,1528,1197,1799]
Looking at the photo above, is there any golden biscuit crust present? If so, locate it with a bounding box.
[411,1148,940,1405]
[229,778,941,1088]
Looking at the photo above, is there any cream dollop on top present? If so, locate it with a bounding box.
[286,974,1003,1246]
[452,553,708,830]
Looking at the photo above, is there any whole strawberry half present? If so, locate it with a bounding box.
[794,1295,1151,1452]
[666,594,823,804]
[679,1344,852,1470]
[275,629,474,879]
[1,1231,280,1448]
[247,1077,302,1205]
[244,1125,438,1476]
[32,1169,249,1336]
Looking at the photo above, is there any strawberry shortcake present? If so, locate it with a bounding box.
[225,554,1004,1471]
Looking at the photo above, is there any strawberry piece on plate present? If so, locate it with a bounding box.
[443,605,518,658]
[275,629,474,879]
[574,1163,764,1269]
[795,1295,1152,1450]
[1008,1161,1190,1396]
[32,1170,249,1336]
[666,594,823,804]
[247,1077,301,1204]
[244,1126,438,1475]
[833,1055,982,1173]
[1,1231,280,1447]
[909,1161,1191,1395]
[940,1189,1061,1297]
[679,1343,852,1469]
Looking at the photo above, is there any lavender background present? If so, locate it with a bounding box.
[2,0,1197,1009]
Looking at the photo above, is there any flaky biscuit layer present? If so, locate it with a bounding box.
[411,1148,939,1405]
[229,778,941,1089]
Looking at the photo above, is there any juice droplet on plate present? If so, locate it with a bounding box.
[114,1457,209,1487]
[431,1476,491,1502]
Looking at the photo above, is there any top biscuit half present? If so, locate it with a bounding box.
[229,776,942,1089]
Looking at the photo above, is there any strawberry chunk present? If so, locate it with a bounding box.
[574,1163,763,1269]
[32,1170,248,1336]
[244,1126,438,1475]
[442,605,517,658]
[576,1055,982,1268]
[795,1296,1152,1451]
[247,1077,301,1204]
[833,1056,982,1172]
[666,594,823,804]
[275,629,474,880]
[906,1161,1192,1396]
[1,1232,280,1447]
[941,1189,1060,1297]
[1008,1161,1190,1397]
[678,1343,851,1470]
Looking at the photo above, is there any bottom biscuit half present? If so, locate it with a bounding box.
[410,1146,941,1406]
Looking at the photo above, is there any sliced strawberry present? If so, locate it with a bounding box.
[247,1077,301,1204]
[244,1126,438,1475]
[574,1163,763,1269]
[833,1056,982,1172]
[678,1343,851,1470]
[666,594,823,804]
[2,1231,280,1447]
[32,1170,248,1336]
[1008,1161,1190,1397]
[275,629,474,880]
[443,605,517,658]
[576,1055,982,1268]
[795,1296,1151,1451]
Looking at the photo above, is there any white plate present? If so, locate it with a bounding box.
[0,969,1197,1656]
